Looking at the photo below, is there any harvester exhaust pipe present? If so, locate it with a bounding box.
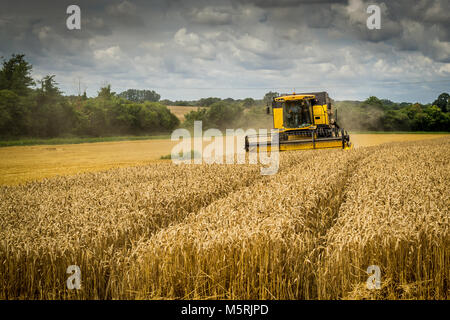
[312,130,316,149]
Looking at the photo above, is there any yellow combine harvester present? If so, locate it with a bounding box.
[245,91,352,152]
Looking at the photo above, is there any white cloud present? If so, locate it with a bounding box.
[174,28,200,47]
[94,46,122,61]
[173,28,217,60]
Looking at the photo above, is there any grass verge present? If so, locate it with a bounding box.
[0,135,171,147]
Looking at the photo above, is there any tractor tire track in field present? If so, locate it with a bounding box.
[299,148,369,296]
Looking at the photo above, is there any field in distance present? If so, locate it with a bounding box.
[0,133,448,185]
[167,105,204,121]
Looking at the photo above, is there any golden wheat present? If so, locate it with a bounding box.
[0,151,302,299]
[0,137,448,299]
[317,139,450,299]
[122,148,366,299]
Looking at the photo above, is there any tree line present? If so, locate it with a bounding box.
[0,54,179,138]
[334,95,450,132]
[0,54,448,139]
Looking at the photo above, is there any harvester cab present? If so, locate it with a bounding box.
[245,91,352,152]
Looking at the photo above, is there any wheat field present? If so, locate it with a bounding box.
[0,134,447,186]
[167,106,204,121]
[0,137,448,299]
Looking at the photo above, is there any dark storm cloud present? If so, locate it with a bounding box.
[0,0,449,102]
[246,0,450,62]
[105,0,146,27]
[328,0,450,62]
[186,7,233,25]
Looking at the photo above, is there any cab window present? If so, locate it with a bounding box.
[283,100,311,128]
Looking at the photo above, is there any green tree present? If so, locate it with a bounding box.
[223,97,235,103]
[38,75,61,96]
[106,99,135,133]
[0,54,35,95]
[183,101,243,129]
[150,103,180,131]
[118,89,160,102]
[97,84,115,99]
[160,99,173,105]
[30,75,77,137]
[360,97,384,130]
[424,105,447,131]
[383,110,411,131]
[0,90,23,136]
[405,103,423,120]
[198,97,221,107]
[412,112,432,131]
[432,92,449,112]
[364,96,383,108]
[202,102,243,129]
[184,108,208,126]
[242,98,255,108]
[263,91,278,105]
[80,100,109,136]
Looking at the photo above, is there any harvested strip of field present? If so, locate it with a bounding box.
[0,139,177,186]
[1,134,447,186]
[317,138,450,299]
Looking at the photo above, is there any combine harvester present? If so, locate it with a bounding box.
[245,91,352,152]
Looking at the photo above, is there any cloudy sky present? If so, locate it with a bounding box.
[1,0,449,102]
